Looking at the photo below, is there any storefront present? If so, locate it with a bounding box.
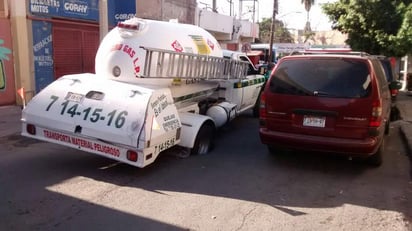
[28,0,136,93]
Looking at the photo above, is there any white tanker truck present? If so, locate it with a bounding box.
[21,17,266,168]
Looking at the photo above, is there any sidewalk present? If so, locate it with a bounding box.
[2,93,412,156]
[0,105,22,138]
[396,91,412,155]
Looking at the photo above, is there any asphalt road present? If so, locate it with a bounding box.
[0,112,411,230]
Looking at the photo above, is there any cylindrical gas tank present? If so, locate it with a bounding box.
[206,102,237,127]
[95,17,223,86]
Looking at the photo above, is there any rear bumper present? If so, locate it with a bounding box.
[21,123,152,168]
[259,128,381,157]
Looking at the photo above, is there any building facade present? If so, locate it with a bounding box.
[136,0,196,24]
[195,7,259,51]
[2,0,136,105]
[0,0,15,105]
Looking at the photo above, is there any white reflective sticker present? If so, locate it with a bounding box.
[65,92,84,103]
[363,74,371,90]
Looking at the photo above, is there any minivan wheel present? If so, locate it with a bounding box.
[267,145,277,155]
[367,140,384,167]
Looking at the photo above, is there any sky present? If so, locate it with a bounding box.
[197,0,337,31]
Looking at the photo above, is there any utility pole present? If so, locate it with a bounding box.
[161,0,164,20]
[239,0,243,19]
[228,0,233,16]
[99,0,108,42]
[252,0,255,24]
[238,0,257,21]
[268,0,278,65]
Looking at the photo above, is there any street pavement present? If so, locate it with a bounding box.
[2,92,412,159]
[396,91,412,156]
[0,105,22,138]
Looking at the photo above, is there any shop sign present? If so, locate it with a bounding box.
[108,0,136,26]
[29,0,99,21]
[29,0,136,25]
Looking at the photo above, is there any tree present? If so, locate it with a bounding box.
[257,17,294,43]
[322,0,412,57]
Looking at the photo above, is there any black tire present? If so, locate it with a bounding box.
[384,120,390,135]
[390,106,400,121]
[252,94,260,118]
[267,145,277,155]
[253,88,264,118]
[367,139,384,167]
[191,122,215,155]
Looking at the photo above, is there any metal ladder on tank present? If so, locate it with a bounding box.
[140,46,249,80]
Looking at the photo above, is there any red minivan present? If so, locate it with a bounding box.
[259,53,392,166]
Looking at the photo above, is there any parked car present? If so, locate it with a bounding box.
[259,53,392,166]
[407,73,412,92]
[375,56,401,101]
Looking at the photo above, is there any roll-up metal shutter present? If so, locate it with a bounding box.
[53,22,99,79]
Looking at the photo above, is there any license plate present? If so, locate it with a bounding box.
[303,115,326,127]
[65,92,84,103]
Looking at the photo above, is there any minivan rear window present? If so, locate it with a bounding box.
[269,58,371,98]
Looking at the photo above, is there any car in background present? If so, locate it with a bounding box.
[407,74,412,92]
[259,52,392,166]
[375,56,401,101]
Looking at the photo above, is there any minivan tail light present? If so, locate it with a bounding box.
[369,100,382,127]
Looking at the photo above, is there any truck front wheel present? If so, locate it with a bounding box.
[191,122,215,155]
[252,92,261,118]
